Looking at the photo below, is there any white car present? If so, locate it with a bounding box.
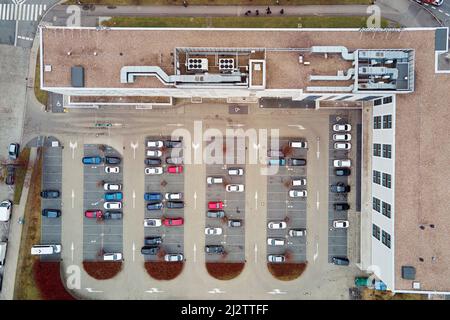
[103,253,122,261]
[144,218,162,227]
[267,255,285,263]
[146,140,163,148]
[289,141,308,149]
[289,229,306,237]
[205,227,223,235]
[146,149,162,157]
[164,253,184,262]
[225,184,245,192]
[165,192,183,200]
[268,221,287,229]
[333,159,351,168]
[333,124,352,132]
[207,176,223,184]
[228,168,244,176]
[333,220,349,229]
[0,200,12,222]
[267,238,286,246]
[292,178,306,186]
[104,166,120,174]
[103,202,122,210]
[289,190,307,198]
[334,142,351,150]
[145,167,163,175]
[103,183,122,191]
[333,134,352,141]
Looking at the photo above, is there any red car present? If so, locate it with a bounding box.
[85,210,103,219]
[208,201,224,210]
[163,217,184,226]
[167,165,183,174]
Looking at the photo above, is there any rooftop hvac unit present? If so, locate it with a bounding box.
[187,58,208,72]
[219,58,235,71]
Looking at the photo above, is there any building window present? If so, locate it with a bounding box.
[382,230,391,248]
[383,96,393,104]
[383,115,392,129]
[373,197,381,212]
[373,170,381,184]
[374,99,382,106]
[382,173,392,188]
[373,224,381,240]
[382,144,392,159]
[374,116,382,129]
[382,202,391,218]
[373,143,381,157]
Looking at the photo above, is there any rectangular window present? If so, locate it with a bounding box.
[383,96,393,104]
[383,115,392,129]
[382,202,392,218]
[382,144,392,159]
[373,197,381,212]
[382,231,391,248]
[374,99,382,106]
[382,173,392,188]
[373,143,381,157]
[373,170,381,184]
[373,224,381,240]
[374,116,382,129]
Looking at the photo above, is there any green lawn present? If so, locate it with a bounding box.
[102,16,388,28]
[34,53,48,107]
[67,0,372,6]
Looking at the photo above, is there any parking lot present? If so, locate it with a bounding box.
[143,136,184,262]
[205,136,246,263]
[83,144,123,261]
[266,138,308,263]
[40,136,62,261]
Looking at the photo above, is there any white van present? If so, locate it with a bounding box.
[0,242,7,266]
[289,141,308,149]
[31,244,62,255]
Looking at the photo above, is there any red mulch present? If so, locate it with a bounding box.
[83,261,123,280]
[144,261,184,280]
[33,261,76,300]
[205,262,245,280]
[267,262,308,281]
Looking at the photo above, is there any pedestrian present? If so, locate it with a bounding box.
[183,0,188,7]
[255,9,259,16]
[280,9,284,15]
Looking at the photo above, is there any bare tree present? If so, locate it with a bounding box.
[282,145,294,157]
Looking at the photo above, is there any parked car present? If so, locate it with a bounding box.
[103,202,122,210]
[144,218,162,227]
[144,236,162,245]
[289,141,308,149]
[104,192,123,201]
[145,158,162,165]
[207,210,225,218]
[267,238,285,246]
[289,158,307,166]
[165,192,183,201]
[333,220,349,229]
[41,190,60,199]
[167,165,183,174]
[5,166,15,185]
[268,221,287,229]
[288,229,306,237]
[267,158,286,166]
[205,227,223,235]
[208,201,224,210]
[146,149,162,157]
[103,253,122,261]
[82,156,102,164]
[267,150,284,157]
[333,124,352,132]
[8,143,19,160]
[103,211,123,220]
[42,209,61,218]
[228,219,242,227]
[164,140,183,148]
[334,203,350,211]
[166,201,184,209]
[31,244,61,255]
[0,200,12,222]
[333,134,352,141]
[207,176,224,184]
[292,178,307,186]
[103,183,122,191]
[335,168,351,176]
[267,255,285,263]
[228,168,244,176]
[166,157,183,165]
[147,202,163,210]
[145,167,163,175]
[163,217,184,226]
[289,190,307,198]
[164,253,184,262]
[105,156,121,165]
[141,246,160,255]
[330,183,350,193]
[105,166,120,173]
[144,193,162,201]
[332,257,350,266]
[205,245,225,254]
[333,159,351,168]
[415,0,443,7]
[85,210,103,219]
[146,140,163,148]
[225,184,245,192]
[334,142,351,150]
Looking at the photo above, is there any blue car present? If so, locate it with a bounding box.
[82,156,102,165]
[104,192,123,201]
[144,193,162,201]
[268,158,286,166]
[147,202,163,210]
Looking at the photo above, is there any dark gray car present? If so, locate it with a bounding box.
[205,245,225,254]
[330,183,350,193]
[332,257,350,266]
[228,219,242,227]
[166,201,184,209]
[144,237,162,245]
[103,211,123,220]
[164,140,183,148]
[40,190,60,198]
[289,158,307,166]
[207,210,225,218]
[105,156,121,165]
[145,158,162,165]
[141,246,160,255]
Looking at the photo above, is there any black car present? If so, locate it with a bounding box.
[289,158,307,166]
[144,236,163,245]
[334,203,350,211]
[103,211,123,220]
[335,168,351,176]
[330,183,350,193]
[40,190,60,199]
[141,246,160,255]
[166,201,184,209]
[144,158,162,165]
[147,202,163,210]
[164,140,183,148]
[105,156,121,165]
[5,166,15,185]
[331,257,350,266]
[205,245,225,254]
[42,209,61,218]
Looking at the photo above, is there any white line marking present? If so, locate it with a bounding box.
[85,288,103,293]
[71,242,74,262]
[254,243,258,264]
[132,242,135,262]
[313,242,319,261]
[30,4,34,21]
[316,191,319,210]
[193,243,197,263]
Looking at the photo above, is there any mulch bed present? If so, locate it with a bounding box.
[33,261,75,300]
[205,262,245,280]
[267,262,307,281]
[144,262,184,280]
[83,261,123,280]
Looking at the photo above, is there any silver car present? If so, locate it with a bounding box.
[267,255,285,263]
[164,253,184,262]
